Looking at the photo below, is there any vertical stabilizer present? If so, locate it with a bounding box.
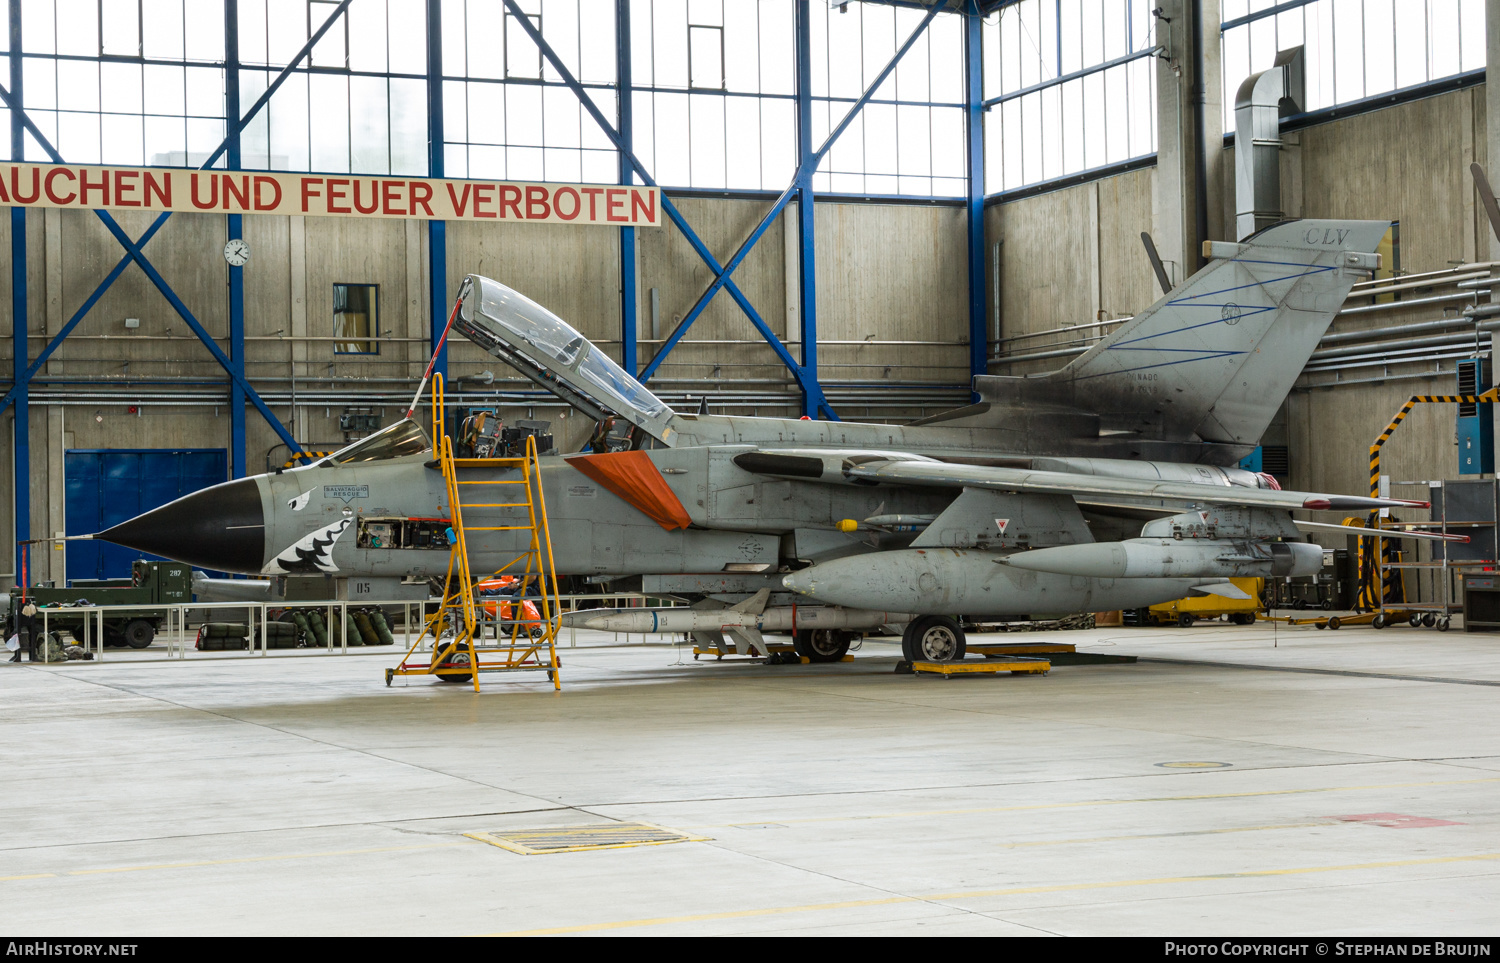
[1049,219,1389,445]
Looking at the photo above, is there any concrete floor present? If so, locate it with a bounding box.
[3,620,1499,936]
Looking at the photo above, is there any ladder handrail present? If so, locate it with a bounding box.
[390,371,562,692]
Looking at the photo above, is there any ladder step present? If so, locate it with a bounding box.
[460,502,531,508]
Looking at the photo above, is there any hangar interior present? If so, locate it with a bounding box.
[5,0,1498,589]
[6,0,1500,939]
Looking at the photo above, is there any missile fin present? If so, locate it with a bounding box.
[729,588,771,615]
[692,630,729,654]
[724,626,765,656]
[1189,580,1253,600]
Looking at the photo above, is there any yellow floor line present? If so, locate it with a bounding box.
[484,851,1500,936]
[0,873,57,882]
[692,774,1500,830]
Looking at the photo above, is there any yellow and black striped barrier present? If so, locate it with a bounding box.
[1358,389,1500,609]
[282,450,334,468]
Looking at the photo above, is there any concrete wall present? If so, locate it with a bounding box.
[986,166,1159,374]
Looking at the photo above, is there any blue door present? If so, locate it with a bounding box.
[65,449,228,583]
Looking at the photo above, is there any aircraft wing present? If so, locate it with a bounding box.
[733,450,1425,513]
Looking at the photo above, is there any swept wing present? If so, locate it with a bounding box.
[733,450,1424,514]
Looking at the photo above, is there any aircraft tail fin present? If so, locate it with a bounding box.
[1046,219,1390,445]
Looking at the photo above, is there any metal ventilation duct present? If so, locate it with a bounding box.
[1234,46,1305,241]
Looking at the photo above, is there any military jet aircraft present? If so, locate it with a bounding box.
[92,218,1437,664]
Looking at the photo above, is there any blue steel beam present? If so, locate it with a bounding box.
[644,0,943,392]
[426,0,447,377]
[498,0,830,414]
[617,0,637,376]
[226,0,247,478]
[794,0,821,419]
[0,0,352,435]
[9,0,26,581]
[964,4,986,395]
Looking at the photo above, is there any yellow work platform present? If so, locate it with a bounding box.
[905,657,1051,677]
[969,642,1075,656]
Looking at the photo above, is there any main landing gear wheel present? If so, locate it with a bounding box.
[793,629,851,663]
[901,616,966,663]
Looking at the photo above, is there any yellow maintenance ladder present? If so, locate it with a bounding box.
[387,373,563,692]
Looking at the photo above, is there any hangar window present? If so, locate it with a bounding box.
[808,2,967,197]
[14,0,226,167]
[688,23,725,91]
[236,0,429,176]
[980,0,1159,194]
[333,283,379,356]
[441,0,618,184]
[628,0,795,192]
[504,7,543,80]
[1221,0,1486,130]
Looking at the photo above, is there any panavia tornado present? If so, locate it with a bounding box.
[93,218,1439,663]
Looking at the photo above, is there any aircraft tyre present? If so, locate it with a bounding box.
[793,629,851,663]
[437,647,473,683]
[124,620,155,649]
[901,616,966,663]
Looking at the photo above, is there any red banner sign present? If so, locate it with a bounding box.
[0,164,660,227]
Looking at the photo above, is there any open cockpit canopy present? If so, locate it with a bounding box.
[454,274,677,446]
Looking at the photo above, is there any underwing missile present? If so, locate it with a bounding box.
[996,538,1324,580]
[559,605,910,634]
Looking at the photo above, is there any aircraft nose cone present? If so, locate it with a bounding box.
[782,570,816,596]
[96,477,266,575]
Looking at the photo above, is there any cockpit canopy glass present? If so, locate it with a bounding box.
[469,276,670,421]
[327,419,432,465]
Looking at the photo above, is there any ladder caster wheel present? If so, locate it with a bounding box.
[385,668,393,687]
[1438,617,1451,632]
[1371,614,1387,629]
[1408,613,1422,628]
[1422,613,1436,628]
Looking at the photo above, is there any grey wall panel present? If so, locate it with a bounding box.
[445,219,622,375]
[814,201,968,385]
